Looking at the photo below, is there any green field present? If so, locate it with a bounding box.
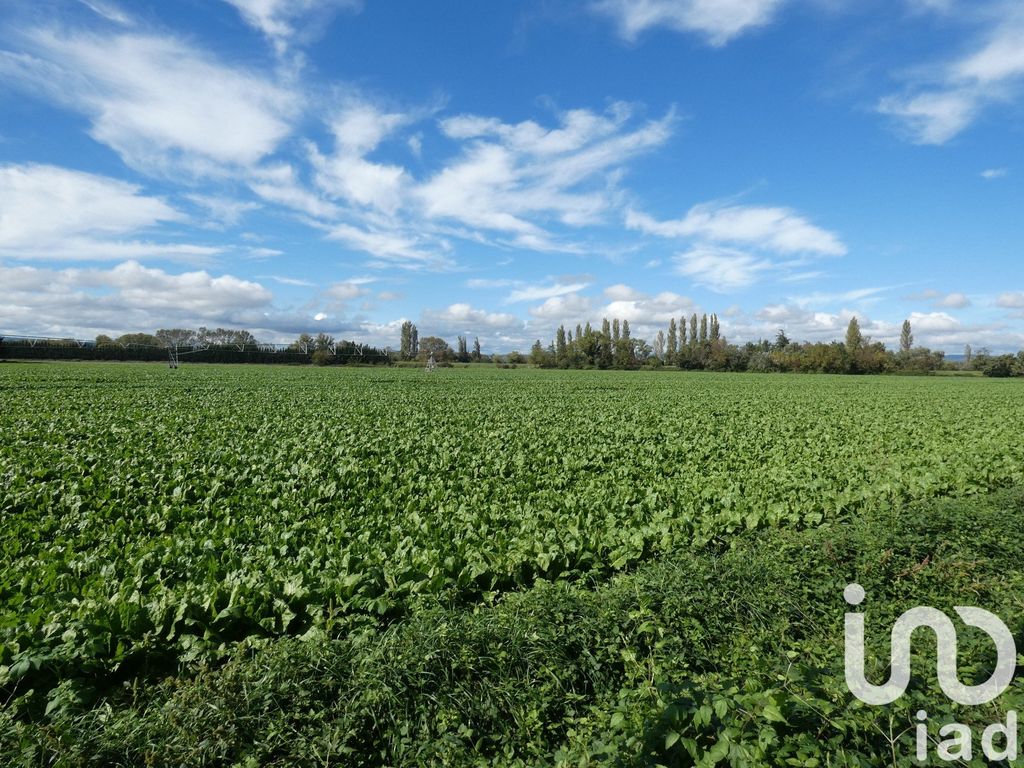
[2,363,1024,766]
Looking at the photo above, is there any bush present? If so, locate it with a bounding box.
[982,354,1021,377]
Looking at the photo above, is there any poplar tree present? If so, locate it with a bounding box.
[900,319,913,353]
[845,316,863,353]
[599,318,613,368]
[667,318,677,359]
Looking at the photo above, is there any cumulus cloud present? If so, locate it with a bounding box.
[907,310,961,332]
[324,278,373,301]
[603,283,646,301]
[0,29,300,175]
[592,0,785,46]
[981,167,1008,179]
[0,260,272,337]
[421,303,523,334]
[600,290,697,329]
[996,291,1024,308]
[528,293,595,321]
[715,301,1022,352]
[523,284,695,344]
[903,288,972,309]
[936,291,971,308]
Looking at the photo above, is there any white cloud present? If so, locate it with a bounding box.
[629,201,845,292]
[904,288,972,309]
[222,0,361,54]
[790,286,890,308]
[936,291,971,308]
[0,29,300,174]
[324,278,372,300]
[416,105,674,249]
[466,277,520,289]
[523,285,696,343]
[717,301,1022,352]
[592,0,785,45]
[627,202,846,256]
[0,163,221,262]
[309,100,411,214]
[507,281,591,303]
[264,275,314,287]
[185,194,261,228]
[0,164,179,248]
[877,90,978,145]
[241,101,674,268]
[674,246,774,292]
[600,290,696,327]
[249,163,344,222]
[603,283,646,301]
[981,167,1008,179]
[326,223,448,268]
[0,260,272,338]
[878,14,1024,144]
[528,293,595,321]
[996,291,1024,308]
[907,310,961,332]
[76,0,133,26]
[421,303,523,334]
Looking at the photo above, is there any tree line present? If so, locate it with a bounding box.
[398,321,484,364]
[515,314,1024,377]
[0,327,389,366]
[4,317,1022,376]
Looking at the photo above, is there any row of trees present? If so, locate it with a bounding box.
[519,314,1024,376]
[0,328,389,366]
[398,322,485,364]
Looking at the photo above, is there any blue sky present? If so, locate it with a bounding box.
[0,0,1022,352]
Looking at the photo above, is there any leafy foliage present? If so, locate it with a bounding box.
[1,364,1024,764]
[4,487,1024,766]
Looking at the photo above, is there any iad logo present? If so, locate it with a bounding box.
[843,583,1019,762]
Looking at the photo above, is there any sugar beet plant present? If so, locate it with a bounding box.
[1,364,1023,720]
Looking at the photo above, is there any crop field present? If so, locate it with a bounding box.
[2,362,1024,766]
